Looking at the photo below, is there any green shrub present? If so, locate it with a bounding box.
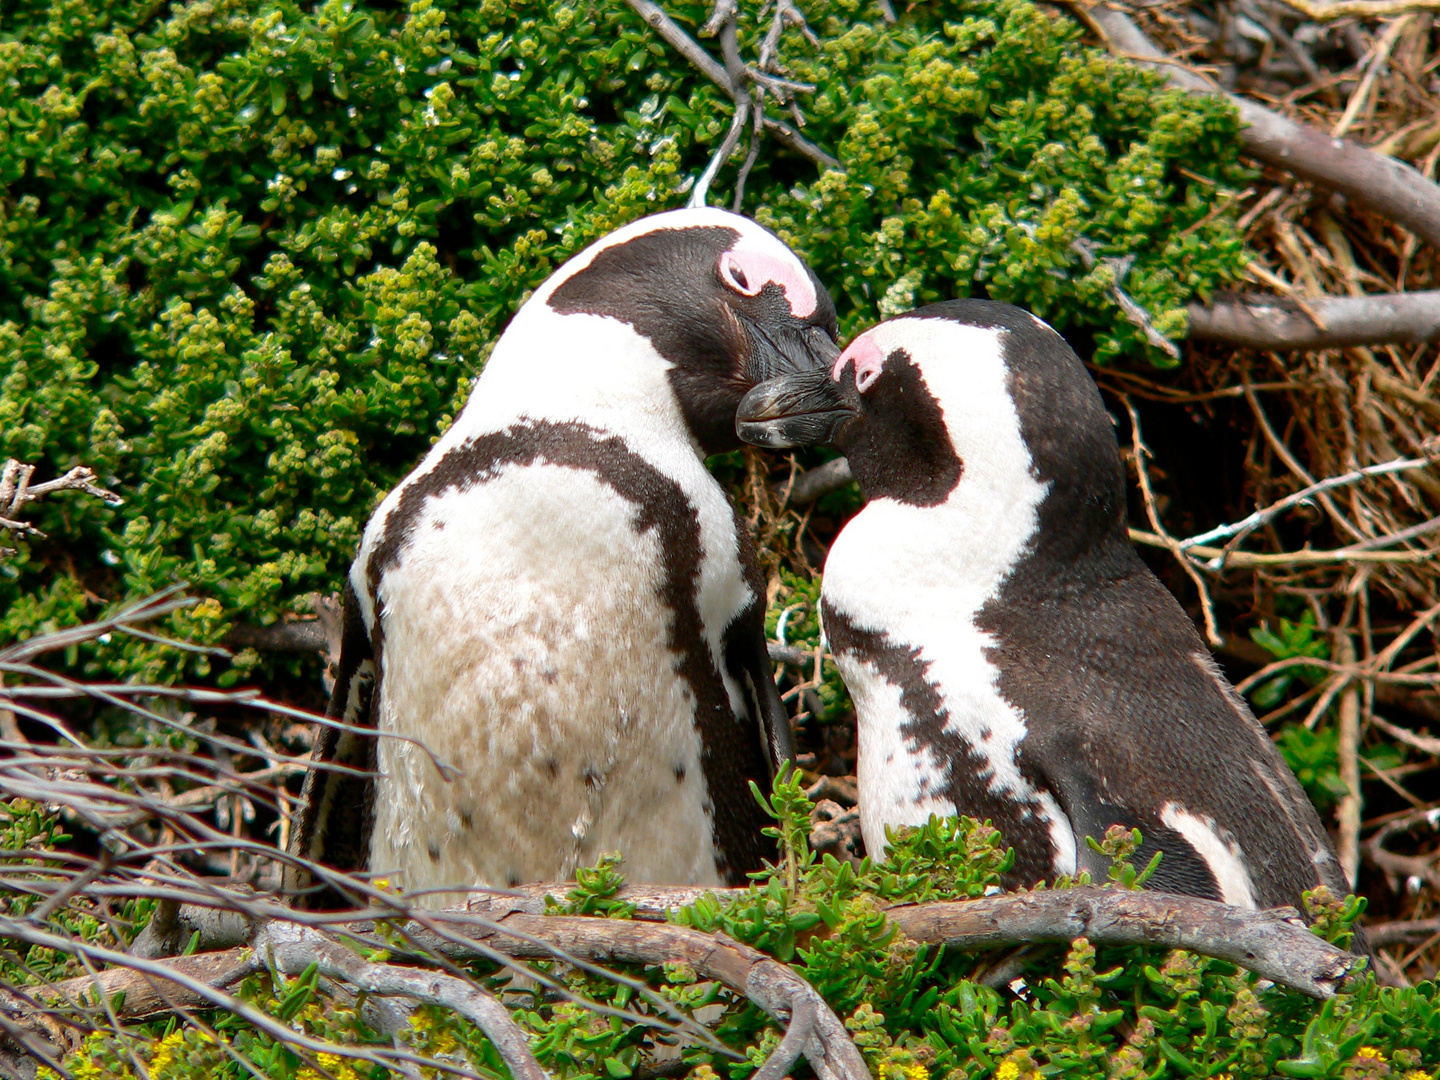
[1,0,1249,672]
[31,779,1440,1080]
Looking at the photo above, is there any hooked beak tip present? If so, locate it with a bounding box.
[735,368,854,450]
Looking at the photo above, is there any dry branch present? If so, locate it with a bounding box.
[1188,290,1440,350]
[1272,0,1440,19]
[0,460,122,545]
[1086,2,1440,249]
[883,889,1354,997]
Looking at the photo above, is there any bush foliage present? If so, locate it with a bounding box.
[1,0,1250,672]
[22,779,1440,1080]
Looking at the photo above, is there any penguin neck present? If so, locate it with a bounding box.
[829,464,1136,646]
[827,468,1048,640]
[442,305,707,462]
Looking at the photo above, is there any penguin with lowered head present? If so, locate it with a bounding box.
[735,299,1346,911]
[289,208,839,905]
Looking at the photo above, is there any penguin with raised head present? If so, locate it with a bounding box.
[289,208,839,905]
[735,300,1345,910]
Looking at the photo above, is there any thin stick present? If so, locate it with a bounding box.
[1335,633,1363,887]
[1177,456,1432,559]
[690,97,751,208]
[1333,16,1414,138]
[1123,397,1222,645]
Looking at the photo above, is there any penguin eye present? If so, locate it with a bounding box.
[718,252,762,297]
[855,366,882,393]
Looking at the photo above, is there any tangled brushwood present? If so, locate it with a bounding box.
[7,0,1440,1072]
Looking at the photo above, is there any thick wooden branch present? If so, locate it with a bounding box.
[1187,290,1440,350]
[225,620,328,654]
[883,889,1353,998]
[1087,4,1440,249]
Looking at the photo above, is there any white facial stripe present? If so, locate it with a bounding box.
[1159,802,1257,909]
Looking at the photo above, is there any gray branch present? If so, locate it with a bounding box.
[623,0,840,173]
[623,0,729,87]
[1188,289,1440,349]
[784,457,855,505]
[263,922,551,1080]
[884,888,1354,997]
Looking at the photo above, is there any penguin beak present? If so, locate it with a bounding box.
[735,367,857,449]
[744,323,841,384]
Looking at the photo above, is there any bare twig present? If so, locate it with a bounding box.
[1124,397,1223,645]
[623,0,729,86]
[1178,456,1433,556]
[1333,16,1413,138]
[690,97,752,208]
[1129,531,1436,567]
[0,585,199,665]
[1071,239,1181,359]
[262,922,552,1080]
[779,457,855,505]
[624,0,840,180]
[1335,633,1363,888]
[1367,917,1440,946]
[1272,0,1440,20]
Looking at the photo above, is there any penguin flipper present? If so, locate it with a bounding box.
[1048,770,1226,901]
[285,582,377,906]
[722,595,794,781]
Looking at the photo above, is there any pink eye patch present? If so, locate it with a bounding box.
[834,335,885,392]
[717,248,818,318]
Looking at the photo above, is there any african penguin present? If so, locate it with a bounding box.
[735,299,1346,911]
[288,208,839,906]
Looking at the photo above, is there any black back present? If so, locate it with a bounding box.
[843,301,1345,908]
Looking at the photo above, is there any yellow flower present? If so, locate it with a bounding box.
[147,1030,187,1076]
[996,1063,1020,1080]
[902,1064,929,1080]
[297,1054,361,1080]
[1357,1049,1386,1062]
[1404,1072,1433,1080]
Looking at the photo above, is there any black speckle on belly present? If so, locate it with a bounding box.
[675,764,687,784]
[507,872,522,887]
[545,757,559,779]
[427,841,441,862]
[459,808,474,831]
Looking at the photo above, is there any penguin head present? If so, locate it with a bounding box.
[737,300,1129,542]
[533,208,839,454]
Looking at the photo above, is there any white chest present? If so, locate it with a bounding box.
[366,461,745,904]
[823,508,1076,874]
